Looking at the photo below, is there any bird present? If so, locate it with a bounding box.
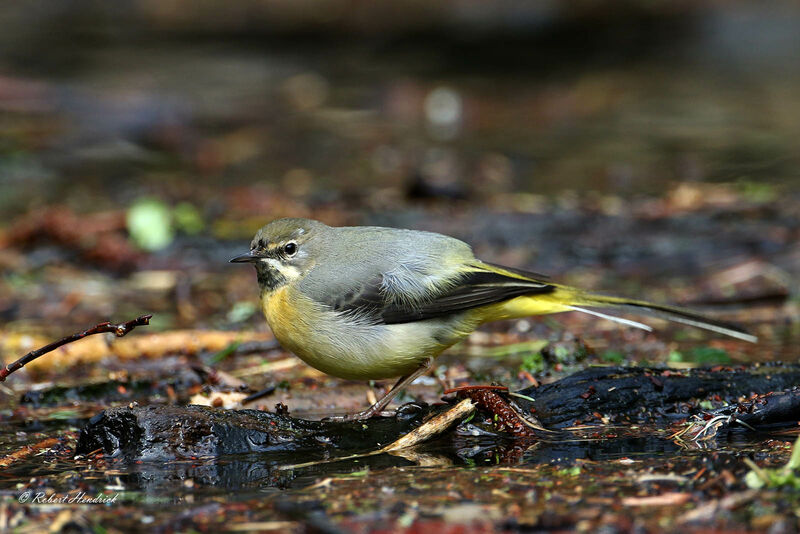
[230,217,756,420]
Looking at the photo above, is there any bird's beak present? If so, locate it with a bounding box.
[229,250,261,263]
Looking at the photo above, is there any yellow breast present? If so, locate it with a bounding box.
[261,286,314,353]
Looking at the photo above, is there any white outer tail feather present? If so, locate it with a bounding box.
[567,306,653,332]
[567,304,758,343]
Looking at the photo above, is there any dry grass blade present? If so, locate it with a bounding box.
[671,413,755,443]
[1,329,274,375]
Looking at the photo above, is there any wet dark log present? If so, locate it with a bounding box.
[691,388,800,431]
[518,364,800,428]
[76,404,430,460]
[76,365,800,461]
[733,388,800,427]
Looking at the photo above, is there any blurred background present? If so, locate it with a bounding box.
[2,6,800,530]
[0,1,798,358]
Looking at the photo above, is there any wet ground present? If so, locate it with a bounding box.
[1,2,800,532]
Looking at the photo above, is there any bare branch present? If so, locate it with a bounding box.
[0,314,152,382]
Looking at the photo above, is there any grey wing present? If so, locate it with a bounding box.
[298,225,553,324]
[322,263,555,325]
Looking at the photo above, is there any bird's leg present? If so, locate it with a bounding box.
[327,358,433,421]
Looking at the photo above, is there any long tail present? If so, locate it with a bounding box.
[565,291,757,343]
[466,262,757,342]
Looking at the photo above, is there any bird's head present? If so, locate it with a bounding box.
[230,218,327,291]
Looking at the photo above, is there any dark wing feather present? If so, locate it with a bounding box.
[482,262,551,281]
[329,264,555,325]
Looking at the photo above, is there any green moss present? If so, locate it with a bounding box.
[688,346,731,364]
[668,347,731,364]
[520,352,544,374]
[600,350,624,364]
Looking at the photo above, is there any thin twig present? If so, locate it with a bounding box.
[0,314,152,382]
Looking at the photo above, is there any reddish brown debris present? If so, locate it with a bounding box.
[459,389,536,437]
[0,207,143,271]
[443,385,509,395]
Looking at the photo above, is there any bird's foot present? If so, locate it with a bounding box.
[322,406,392,422]
[323,401,427,422]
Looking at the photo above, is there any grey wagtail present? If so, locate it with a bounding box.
[231,217,756,420]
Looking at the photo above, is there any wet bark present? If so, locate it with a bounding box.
[76,364,800,460]
[518,364,800,428]
[76,403,431,459]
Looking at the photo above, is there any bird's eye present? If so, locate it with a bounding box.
[283,242,298,256]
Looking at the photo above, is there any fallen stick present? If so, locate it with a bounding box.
[380,398,476,452]
[0,437,61,468]
[0,329,275,375]
[0,315,152,382]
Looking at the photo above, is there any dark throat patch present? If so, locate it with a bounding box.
[256,263,287,291]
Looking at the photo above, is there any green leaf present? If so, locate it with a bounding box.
[667,350,684,363]
[173,202,205,235]
[744,469,765,489]
[126,198,174,251]
[744,437,800,489]
[787,435,800,471]
[227,301,258,323]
